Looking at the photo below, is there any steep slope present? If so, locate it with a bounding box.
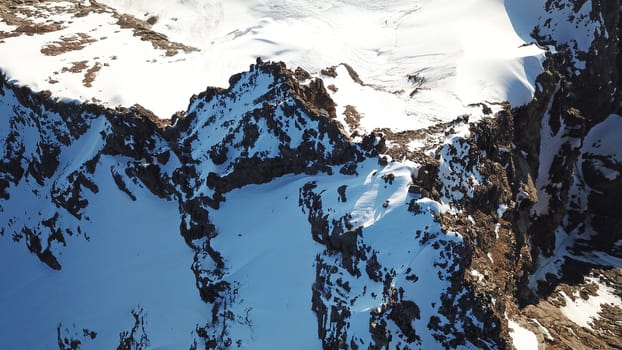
[0,72,206,348]
[1,1,621,350]
[166,61,508,349]
[505,0,622,348]
[0,59,530,349]
[511,0,622,295]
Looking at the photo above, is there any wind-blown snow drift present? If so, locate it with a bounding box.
[0,0,544,121]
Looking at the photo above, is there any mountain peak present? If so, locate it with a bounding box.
[1,1,621,349]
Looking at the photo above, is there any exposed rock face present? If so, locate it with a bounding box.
[521,0,622,263]
[2,60,510,349]
[503,0,622,347]
[512,0,622,288]
[173,59,362,206]
[1,3,622,345]
[159,61,375,346]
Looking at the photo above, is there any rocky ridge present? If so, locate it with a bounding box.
[1,1,622,348]
[0,60,518,349]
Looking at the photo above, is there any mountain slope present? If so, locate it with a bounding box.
[0,71,205,349]
[0,1,621,350]
[0,60,513,349]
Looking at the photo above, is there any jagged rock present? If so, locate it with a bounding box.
[1,3,622,345]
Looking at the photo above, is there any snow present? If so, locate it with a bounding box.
[209,174,323,349]
[56,116,108,175]
[494,204,507,238]
[0,83,207,348]
[433,120,488,203]
[508,317,539,350]
[470,269,485,282]
[0,0,544,122]
[198,156,472,348]
[322,64,413,132]
[559,277,622,329]
[0,156,207,349]
[455,0,545,107]
[582,114,622,163]
[0,19,17,32]
[530,114,622,287]
[0,0,582,348]
[497,204,508,219]
[504,0,545,42]
[179,64,336,200]
[529,318,554,342]
[307,160,469,348]
[407,139,427,151]
[530,0,604,69]
[531,82,562,216]
[0,8,193,116]
[544,0,597,53]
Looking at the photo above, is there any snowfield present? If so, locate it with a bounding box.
[0,0,544,123]
[0,159,206,349]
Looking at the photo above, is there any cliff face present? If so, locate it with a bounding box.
[508,0,622,347]
[523,0,622,261]
[1,1,621,349]
[514,0,622,288]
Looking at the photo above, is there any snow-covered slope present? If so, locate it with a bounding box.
[0,72,207,349]
[0,0,544,123]
[166,62,505,348]
[1,0,621,349]
[0,60,510,349]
